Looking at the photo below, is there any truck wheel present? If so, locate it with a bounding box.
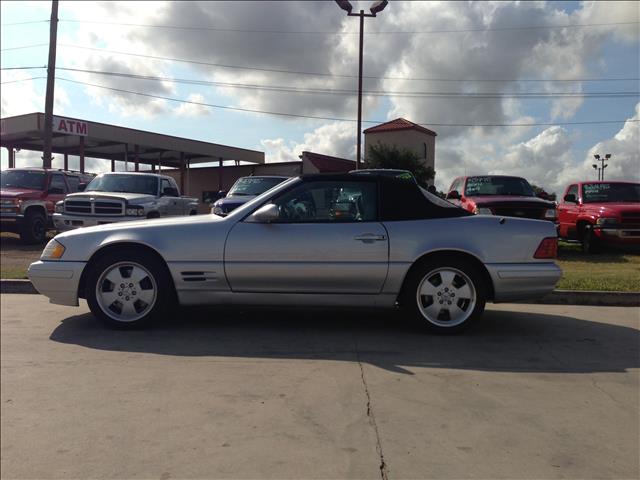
[401,256,486,334]
[581,225,601,253]
[20,209,47,244]
[85,249,174,329]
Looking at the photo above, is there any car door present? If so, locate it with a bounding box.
[225,178,389,294]
[160,178,181,215]
[558,184,580,238]
[46,173,68,215]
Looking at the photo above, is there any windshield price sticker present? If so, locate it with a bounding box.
[584,183,610,193]
[465,177,492,194]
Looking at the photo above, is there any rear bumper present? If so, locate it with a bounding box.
[53,213,141,231]
[486,262,562,302]
[27,260,86,306]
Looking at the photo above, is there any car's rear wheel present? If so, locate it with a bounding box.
[86,249,174,328]
[402,257,486,334]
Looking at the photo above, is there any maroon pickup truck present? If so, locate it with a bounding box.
[557,181,640,252]
[1,168,93,243]
[446,175,557,222]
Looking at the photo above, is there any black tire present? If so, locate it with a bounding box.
[20,209,47,244]
[400,256,487,334]
[581,225,601,253]
[85,248,175,329]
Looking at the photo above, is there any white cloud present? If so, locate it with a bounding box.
[173,93,210,117]
[0,71,69,117]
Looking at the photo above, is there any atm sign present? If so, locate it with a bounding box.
[52,117,88,136]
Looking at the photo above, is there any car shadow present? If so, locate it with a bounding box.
[49,307,639,375]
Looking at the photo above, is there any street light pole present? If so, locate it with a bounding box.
[593,153,611,181]
[335,0,388,169]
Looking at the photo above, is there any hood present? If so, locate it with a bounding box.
[66,191,156,203]
[468,195,555,208]
[585,202,640,215]
[0,187,43,199]
[214,195,255,207]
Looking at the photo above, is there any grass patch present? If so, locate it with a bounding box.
[556,241,640,292]
[0,266,28,279]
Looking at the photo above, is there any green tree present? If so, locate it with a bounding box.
[365,142,435,187]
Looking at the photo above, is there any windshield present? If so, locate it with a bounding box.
[582,183,640,203]
[85,174,158,195]
[228,177,287,196]
[1,170,46,190]
[464,176,534,196]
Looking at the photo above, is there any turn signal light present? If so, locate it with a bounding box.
[534,237,558,259]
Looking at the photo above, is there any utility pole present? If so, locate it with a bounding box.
[42,0,59,169]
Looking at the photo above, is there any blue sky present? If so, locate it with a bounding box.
[1,1,638,192]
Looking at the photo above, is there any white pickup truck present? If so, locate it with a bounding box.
[53,172,199,232]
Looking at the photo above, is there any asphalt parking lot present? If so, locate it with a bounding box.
[1,295,638,479]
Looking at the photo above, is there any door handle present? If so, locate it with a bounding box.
[354,233,387,243]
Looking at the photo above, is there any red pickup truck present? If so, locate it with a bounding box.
[1,168,93,243]
[446,175,557,222]
[557,181,640,252]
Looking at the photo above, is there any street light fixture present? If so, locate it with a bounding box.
[593,153,611,181]
[335,0,389,169]
[592,164,599,180]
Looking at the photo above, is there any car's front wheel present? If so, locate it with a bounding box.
[402,256,486,334]
[85,249,174,328]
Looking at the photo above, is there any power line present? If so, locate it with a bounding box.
[0,20,49,26]
[0,43,49,51]
[55,76,638,127]
[0,66,46,71]
[0,76,47,85]
[56,44,640,83]
[57,18,640,35]
[53,66,640,99]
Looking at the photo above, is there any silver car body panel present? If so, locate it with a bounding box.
[30,177,561,308]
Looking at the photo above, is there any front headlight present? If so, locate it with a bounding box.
[55,201,64,213]
[544,208,557,220]
[473,207,493,215]
[126,206,145,216]
[41,239,66,260]
[596,217,617,226]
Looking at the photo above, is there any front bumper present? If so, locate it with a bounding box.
[486,262,562,303]
[595,226,640,244]
[27,260,86,306]
[0,212,25,232]
[53,213,143,231]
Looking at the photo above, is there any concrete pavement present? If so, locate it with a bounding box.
[1,295,638,479]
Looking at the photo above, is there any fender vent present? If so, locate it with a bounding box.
[181,271,217,282]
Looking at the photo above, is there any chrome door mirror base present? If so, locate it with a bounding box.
[246,203,279,223]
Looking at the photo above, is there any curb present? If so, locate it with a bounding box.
[1,279,638,307]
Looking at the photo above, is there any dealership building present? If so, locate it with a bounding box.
[1,113,436,212]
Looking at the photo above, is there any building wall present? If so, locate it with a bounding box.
[162,162,303,213]
[364,129,436,184]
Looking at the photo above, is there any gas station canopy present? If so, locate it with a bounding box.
[0,112,264,172]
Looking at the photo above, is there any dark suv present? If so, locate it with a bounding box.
[1,168,93,243]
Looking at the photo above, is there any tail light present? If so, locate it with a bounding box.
[534,237,558,259]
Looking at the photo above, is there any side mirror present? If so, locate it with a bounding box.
[77,183,87,192]
[246,203,279,223]
[162,187,179,197]
[218,190,227,198]
[446,190,460,200]
[563,193,577,203]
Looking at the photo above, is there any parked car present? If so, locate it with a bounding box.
[211,175,289,216]
[53,172,199,232]
[0,168,93,243]
[29,172,560,333]
[446,175,557,222]
[557,181,640,252]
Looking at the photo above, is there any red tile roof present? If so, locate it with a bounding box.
[299,151,356,172]
[363,118,437,136]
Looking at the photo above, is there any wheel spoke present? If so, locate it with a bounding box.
[422,301,441,320]
[419,280,439,297]
[104,269,124,286]
[439,270,456,289]
[99,290,120,306]
[136,288,155,304]
[121,301,137,317]
[129,266,149,286]
[455,282,472,300]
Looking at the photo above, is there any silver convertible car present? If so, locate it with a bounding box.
[29,173,561,333]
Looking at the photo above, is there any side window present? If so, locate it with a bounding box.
[271,181,377,223]
[565,184,579,202]
[66,176,80,192]
[169,177,179,192]
[49,174,67,194]
[161,178,173,195]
